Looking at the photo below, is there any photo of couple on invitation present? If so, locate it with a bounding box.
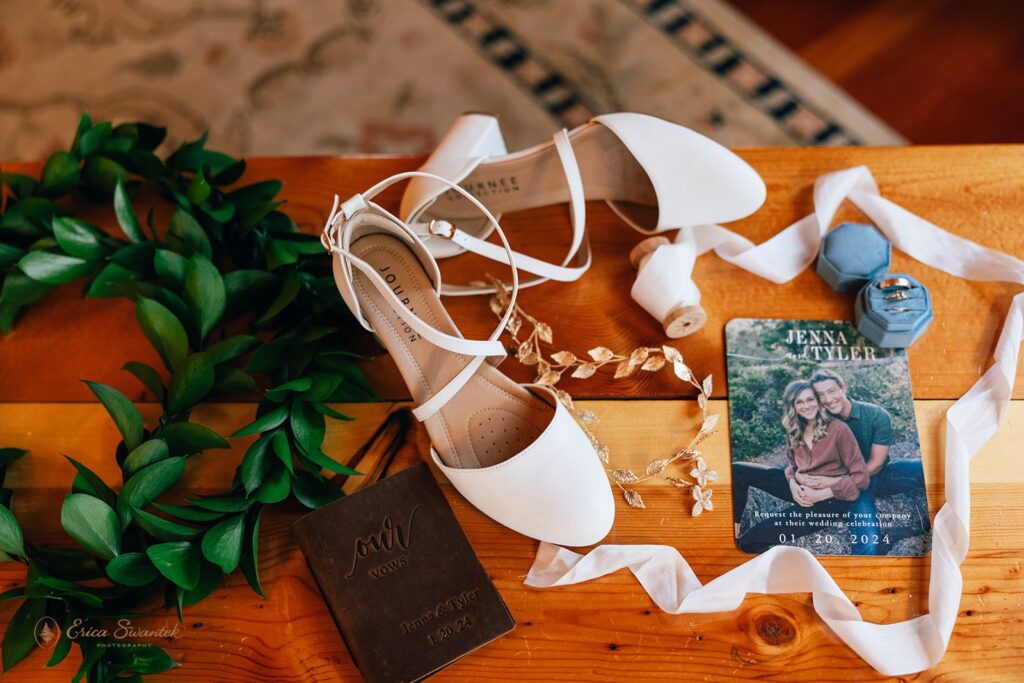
[726,319,932,557]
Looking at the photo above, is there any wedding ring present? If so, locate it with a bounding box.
[885,306,912,312]
[884,290,909,301]
[876,276,913,291]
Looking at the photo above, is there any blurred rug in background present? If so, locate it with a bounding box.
[0,0,904,161]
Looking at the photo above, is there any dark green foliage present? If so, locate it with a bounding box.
[0,112,377,681]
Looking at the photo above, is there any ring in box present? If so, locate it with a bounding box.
[817,222,892,292]
[854,273,933,348]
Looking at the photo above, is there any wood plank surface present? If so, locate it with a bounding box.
[3,146,1024,403]
[0,398,1021,681]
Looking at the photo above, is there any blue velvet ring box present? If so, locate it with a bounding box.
[817,222,892,292]
[854,273,933,348]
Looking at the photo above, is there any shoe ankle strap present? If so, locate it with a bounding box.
[322,171,523,420]
[437,128,592,295]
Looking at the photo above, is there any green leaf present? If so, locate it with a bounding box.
[167,352,215,413]
[181,560,223,608]
[302,447,361,477]
[113,178,146,242]
[131,508,201,541]
[83,381,144,451]
[253,462,290,503]
[106,644,179,675]
[224,269,278,314]
[117,457,185,527]
[186,166,212,205]
[311,402,354,421]
[123,439,169,476]
[109,239,157,274]
[0,448,26,470]
[70,112,92,155]
[239,506,264,597]
[45,624,73,667]
[136,297,189,370]
[266,239,299,270]
[38,151,80,197]
[200,514,244,573]
[154,503,225,523]
[256,270,301,324]
[64,455,118,509]
[0,196,59,236]
[153,249,186,289]
[265,377,313,402]
[271,430,293,473]
[122,361,166,404]
[210,159,246,186]
[246,332,295,374]
[185,494,253,513]
[227,179,282,204]
[213,366,259,393]
[0,271,53,308]
[146,541,200,591]
[0,243,24,269]
[81,155,128,196]
[51,217,108,261]
[1,597,45,670]
[240,437,272,495]
[292,470,343,509]
[61,494,121,560]
[167,208,212,258]
[0,505,24,558]
[300,372,344,402]
[205,335,259,365]
[17,250,97,284]
[232,404,289,438]
[183,253,225,340]
[86,262,140,298]
[78,121,112,157]
[160,422,228,456]
[106,552,160,587]
[290,399,325,456]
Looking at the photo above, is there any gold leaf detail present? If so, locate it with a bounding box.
[645,459,669,476]
[537,370,562,387]
[595,441,610,464]
[577,408,599,425]
[611,467,640,484]
[613,360,636,379]
[629,348,650,366]
[536,322,553,344]
[702,375,713,396]
[551,350,577,366]
[662,345,683,364]
[555,389,574,410]
[698,393,707,412]
[701,413,720,433]
[640,355,666,372]
[520,352,540,366]
[506,316,522,336]
[588,346,615,363]
[571,363,597,379]
[489,296,505,317]
[623,488,646,509]
[665,476,692,489]
[673,360,692,382]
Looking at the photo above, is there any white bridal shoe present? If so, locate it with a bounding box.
[400,112,766,295]
[321,172,615,546]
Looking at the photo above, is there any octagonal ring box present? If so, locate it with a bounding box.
[854,273,933,348]
[817,222,892,292]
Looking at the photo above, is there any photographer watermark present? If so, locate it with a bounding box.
[34,617,183,649]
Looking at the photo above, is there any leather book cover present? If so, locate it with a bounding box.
[292,462,515,682]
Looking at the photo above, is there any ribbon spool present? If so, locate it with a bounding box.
[629,236,707,338]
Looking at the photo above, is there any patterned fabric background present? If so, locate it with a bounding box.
[0,0,904,162]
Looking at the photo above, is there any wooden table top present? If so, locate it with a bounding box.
[1,146,1023,680]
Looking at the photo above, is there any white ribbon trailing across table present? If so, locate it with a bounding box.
[525,165,1024,675]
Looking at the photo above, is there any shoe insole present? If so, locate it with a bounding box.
[424,125,660,229]
[349,232,552,469]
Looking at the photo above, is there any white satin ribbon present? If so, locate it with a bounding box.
[525,165,1024,676]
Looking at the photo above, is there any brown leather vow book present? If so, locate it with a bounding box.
[292,463,515,682]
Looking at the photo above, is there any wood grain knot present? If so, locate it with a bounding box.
[739,604,801,655]
[755,615,796,646]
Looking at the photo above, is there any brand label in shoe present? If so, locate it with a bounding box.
[378,264,421,344]
[442,175,520,200]
[292,464,515,682]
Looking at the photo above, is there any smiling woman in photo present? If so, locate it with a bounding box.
[733,379,882,555]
